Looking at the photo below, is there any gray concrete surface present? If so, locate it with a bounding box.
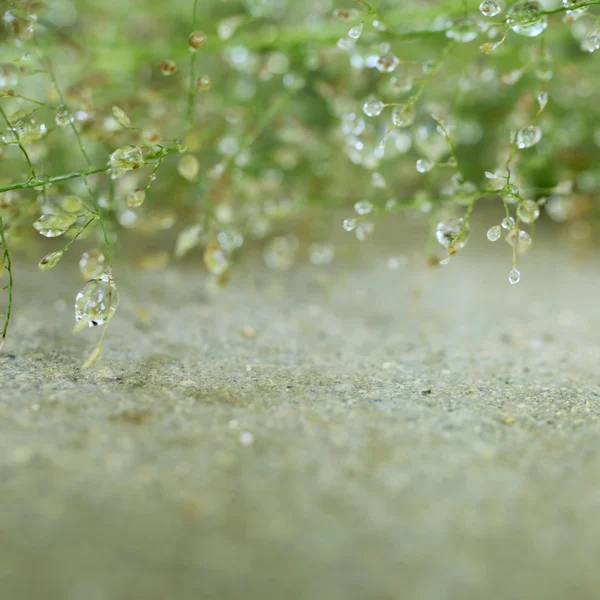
[1,230,600,600]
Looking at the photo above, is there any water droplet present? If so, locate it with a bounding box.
[74,271,119,330]
[516,200,540,223]
[38,250,64,271]
[33,213,77,237]
[109,106,130,130]
[537,91,548,110]
[354,200,373,215]
[416,158,434,173]
[506,229,532,252]
[501,216,516,230]
[109,145,144,170]
[348,23,363,39]
[363,99,384,118]
[127,189,146,208]
[195,75,212,91]
[480,0,501,16]
[343,218,357,231]
[177,154,200,181]
[55,105,73,128]
[436,218,468,249]
[188,30,207,51]
[508,1,547,37]
[204,240,229,276]
[487,225,501,241]
[562,0,588,19]
[391,104,416,128]
[516,125,542,149]
[79,250,105,280]
[375,53,399,73]
[355,221,375,241]
[508,266,521,284]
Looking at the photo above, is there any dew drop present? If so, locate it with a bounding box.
[479,0,501,16]
[487,225,501,242]
[354,200,373,215]
[416,158,434,173]
[508,266,521,284]
[127,189,146,208]
[375,53,399,73]
[348,23,363,39]
[38,250,64,271]
[516,125,542,149]
[188,30,207,51]
[516,200,540,223]
[33,213,77,238]
[363,98,385,117]
[435,218,468,249]
[501,216,516,230]
[343,218,357,231]
[508,1,547,37]
[74,271,119,330]
[391,104,416,128]
[109,145,144,170]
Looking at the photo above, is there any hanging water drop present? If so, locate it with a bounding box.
[487,225,501,242]
[363,99,385,117]
[79,250,106,280]
[416,158,434,173]
[480,0,501,16]
[501,216,516,230]
[33,213,78,238]
[354,200,373,215]
[74,271,119,330]
[508,2,547,37]
[343,218,357,231]
[348,23,363,39]
[516,200,540,223]
[508,266,521,284]
[391,104,416,128]
[109,145,144,170]
[516,126,542,149]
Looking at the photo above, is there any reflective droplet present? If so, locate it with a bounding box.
[537,91,548,111]
[508,1,547,37]
[74,271,119,330]
[516,200,540,223]
[354,200,373,215]
[391,104,416,128]
[516,125,542,149]
[363,99,385,117]
[435,218,468,249]
[55,105,73,128]
[109,145,144,170]
[188,30,207,51]
[416,158,434,173]
[487,225,501,241]
[506,229,532,252]
[508,266,521,284]
[375,53,399,73]
[127,189,146,208]
[33,213,77,238]
[480,0,501,16]
[111,105,131,128]
[348,23,363,39]
[38,250,64,271]
[501,216,516,230]
[343,218,357,231]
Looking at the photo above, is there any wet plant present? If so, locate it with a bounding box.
[1,0,600,363]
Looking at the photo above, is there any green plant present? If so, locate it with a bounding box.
[1,0,599,363]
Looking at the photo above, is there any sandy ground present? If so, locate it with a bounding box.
[1,229,600,600]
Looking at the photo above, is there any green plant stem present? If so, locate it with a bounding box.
[187,0,200,130]
[0,165,111,194]
[0,105,37,180]
[0,216,13,350]
[35,40,113,263]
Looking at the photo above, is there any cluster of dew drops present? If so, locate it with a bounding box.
[336,0,599,284]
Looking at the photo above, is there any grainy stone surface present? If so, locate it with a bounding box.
[1,234,600,600]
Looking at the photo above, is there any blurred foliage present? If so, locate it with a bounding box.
[0,0,599,357]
